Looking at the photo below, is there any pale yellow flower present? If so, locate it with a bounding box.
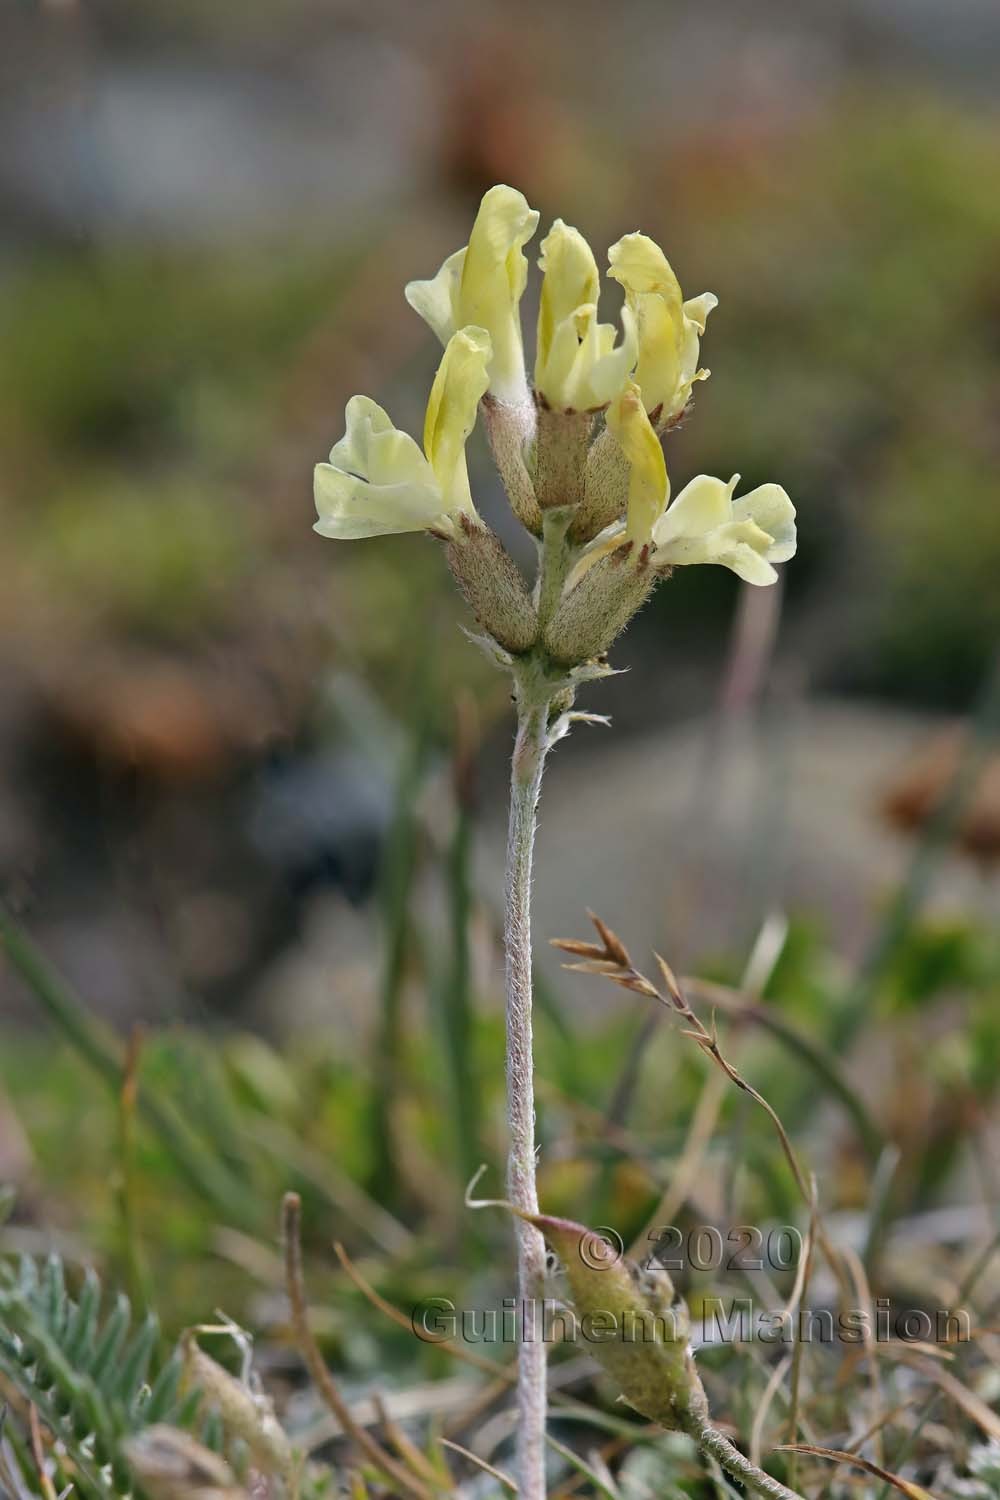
[314,327,491,540]
[405,186,539,405]
[651,474,797,585]
[607,232,717,423]
[534,220,636,411]
[583,383,795,585]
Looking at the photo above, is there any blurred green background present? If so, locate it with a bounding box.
[1,1,1000,1493]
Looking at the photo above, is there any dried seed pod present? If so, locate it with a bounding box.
[445,518,539,653]
[181,1334,296,1484]
[526,1211,710,1432]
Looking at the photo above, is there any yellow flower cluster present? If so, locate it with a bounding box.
[313,185,796,657]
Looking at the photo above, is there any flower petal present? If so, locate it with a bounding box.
[329,395,394,475]
[422,326,492,512]
[586,301,638,408]
[608,233,716,421]
[658,527,780,585]
[682,292,719,335]
[606,380,668,544]
[731,483,797,563]
[653,474,738,545]
[328,393,436,491]
[608,232,684,303]
[459,185,539,402]
[404,248,466,347]
[406,186,539,402]
[565,520,627,589]
[539,298,638,413]
[314,464,446,539]
[544,304,595,408]
[650,474,794,587]
[536,220,600,385]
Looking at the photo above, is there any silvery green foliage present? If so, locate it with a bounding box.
[0,1251,189,1498]
[0,1250,331,1500]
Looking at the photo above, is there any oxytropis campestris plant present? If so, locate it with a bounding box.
[312,185,797,1500]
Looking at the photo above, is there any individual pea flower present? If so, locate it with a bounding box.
[607,232,717,427]
[313,325,538,654]
[534,220,637,414]
[608,383,797,585]
[529,219,638,511]
[545,385,794,664]
[313,326,491,541]
[405,185,540,406]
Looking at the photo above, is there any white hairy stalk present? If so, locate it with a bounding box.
[695,1422,805,1500]
[502,509,575,1500]
[503,697,549,1500]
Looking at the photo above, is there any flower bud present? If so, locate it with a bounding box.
[445,517,539,653]
[543,544,655,664]
[532,401,595,511]
[480,392,541,535]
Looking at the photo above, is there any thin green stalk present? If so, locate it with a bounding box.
[440,707,480,1187]
[117,1026,151,1312]
[369,726,429,1203]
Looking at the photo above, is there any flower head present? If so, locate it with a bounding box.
[607,232,717,425]
[314,327,491,541]
[314,182,798,671]
[405,186,539,405]
[534,220,636,412]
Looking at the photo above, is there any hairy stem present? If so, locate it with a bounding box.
[534,508,574,631]
[504,694,550,1500]
[695,1423,805,1500]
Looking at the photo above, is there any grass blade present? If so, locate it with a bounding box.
[0,903,255,1230]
